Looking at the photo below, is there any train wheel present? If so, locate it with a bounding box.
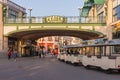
[85,65,90,69]
[73,63,79,66]
[105,69,112,74]
[96,67,101,70]
[118,70,120,73]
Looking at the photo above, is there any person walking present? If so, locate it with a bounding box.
[13,49,17,61]
[7,48,12,60]
[52,49,55,56]
[38,48,42,58]
[42,48,46,58]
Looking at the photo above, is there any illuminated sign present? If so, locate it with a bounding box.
[43,16,67,23]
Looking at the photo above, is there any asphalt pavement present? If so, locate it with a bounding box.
[0,55,120,80]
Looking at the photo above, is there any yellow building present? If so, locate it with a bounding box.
[81,0,120,40]
[0,0,26,51]
[110,0,120,39]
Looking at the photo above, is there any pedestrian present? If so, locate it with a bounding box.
[13,49,17,61]
[55,49,58,55]
[38,48,42,58]
[42,48,46,58]
[7,48,12,60]
[52,49,55,56]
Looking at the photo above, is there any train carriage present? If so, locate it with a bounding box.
[82,40,120,73]
[62,44,83,64]
[57,39,120,73]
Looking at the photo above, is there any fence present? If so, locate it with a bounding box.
[5,16,106,24]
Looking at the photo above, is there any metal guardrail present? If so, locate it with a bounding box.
[5,16,106,24]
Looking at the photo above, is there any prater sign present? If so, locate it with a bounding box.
[43,16,66,23]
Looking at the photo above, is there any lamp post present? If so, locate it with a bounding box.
[78,7,82,23]
[2,6,7,50]
[28,8,32,23]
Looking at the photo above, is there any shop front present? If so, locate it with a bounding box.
[111,20,120,39]
[38,42,54,53]
[21,45,37,57]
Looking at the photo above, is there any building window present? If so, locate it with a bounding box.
[8,9,18,18]
[113,5,120,22]
[48,37,52,41]
[116,30,120,38]
[113,28,120,39]
[98,12,104,23]
[55,36,59,42]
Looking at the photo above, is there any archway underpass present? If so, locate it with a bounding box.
[8,30,104,40]
[7,29,105,57]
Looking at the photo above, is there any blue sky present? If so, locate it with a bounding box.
[11,0,84,17]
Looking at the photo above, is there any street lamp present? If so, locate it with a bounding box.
[2,6,7,50]
[28,8,32,23]
[78,7,82,23]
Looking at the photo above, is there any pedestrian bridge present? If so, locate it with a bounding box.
[4,16,106,40]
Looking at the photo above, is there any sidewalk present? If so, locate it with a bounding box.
[0,52,7,59]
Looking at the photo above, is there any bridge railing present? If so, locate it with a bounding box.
[4,16,106,24]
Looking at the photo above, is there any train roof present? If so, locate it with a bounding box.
[63,39,120,48]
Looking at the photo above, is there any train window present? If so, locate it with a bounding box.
[113,46,120,54]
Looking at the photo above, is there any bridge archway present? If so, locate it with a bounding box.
[7,29,105,40]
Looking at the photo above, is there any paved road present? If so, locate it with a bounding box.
[0,56,120,80]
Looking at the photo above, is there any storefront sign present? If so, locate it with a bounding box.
[43,16,66,23]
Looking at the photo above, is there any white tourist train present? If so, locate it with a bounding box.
[57,44,83,65]
[57,39,120,73]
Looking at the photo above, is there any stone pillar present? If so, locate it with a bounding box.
[18,40,22,57]
[4,36,8,51]
[53,37,55,49]
[106,0,113,55]
[93,5,98,23]
[0,4,4,51]
[106,0,113,40]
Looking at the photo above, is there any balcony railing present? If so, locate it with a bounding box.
[5,16,106,24]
